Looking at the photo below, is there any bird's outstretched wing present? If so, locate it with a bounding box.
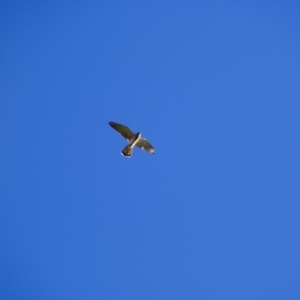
[109,122,134,140]
[136,138,155,154]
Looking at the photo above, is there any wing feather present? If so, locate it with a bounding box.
[136,138,155,154]
[109,122,134,140]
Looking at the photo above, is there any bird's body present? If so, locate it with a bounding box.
[121,132,141,157]
[108,122,155,157]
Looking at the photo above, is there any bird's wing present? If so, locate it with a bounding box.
[108,122,135,140]
[136,138,155,154]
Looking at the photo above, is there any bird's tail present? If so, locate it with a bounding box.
[121,145,133,157]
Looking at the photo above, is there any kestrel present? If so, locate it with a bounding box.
[109,121,155,157]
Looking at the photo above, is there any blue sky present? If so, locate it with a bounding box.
[1,1,300,299]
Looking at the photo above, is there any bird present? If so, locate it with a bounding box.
[108,121,155,157]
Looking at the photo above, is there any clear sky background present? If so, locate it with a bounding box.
[1,1,300,299]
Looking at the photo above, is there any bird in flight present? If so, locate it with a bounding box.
[109,121,155,157]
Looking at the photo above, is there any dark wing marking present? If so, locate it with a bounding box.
[136,138,155,154]
[109,122,134,140]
